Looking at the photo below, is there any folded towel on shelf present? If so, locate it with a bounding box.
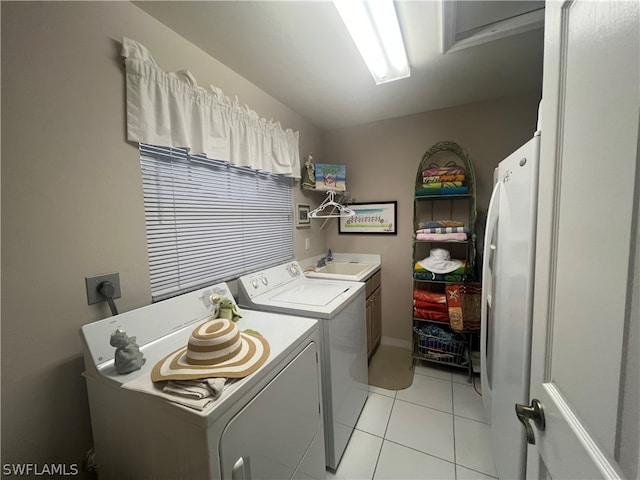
[416,227,469,234]
[413,308,449,322]
[414,272,466,282]
[416,232,468,241]
[413,289,447,303]
[423,174,465,183]
[416,186,469,196]
[417,220,465,229]
[163,378,227,400]
[422,166,465,177]
[413,299,448,311]
[421,181,463,189]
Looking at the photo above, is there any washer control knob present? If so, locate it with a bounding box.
[251,279,259,289]
[289,264,299,276]
[261,276,269,286]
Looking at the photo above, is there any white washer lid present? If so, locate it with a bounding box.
[269,283,351,306]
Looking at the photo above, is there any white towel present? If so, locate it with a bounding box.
[122,374,231,411]
[163,378,226,400]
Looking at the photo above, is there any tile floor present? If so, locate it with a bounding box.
[328,361,497,480]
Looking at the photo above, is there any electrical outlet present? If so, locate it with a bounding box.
[305,237,310,250]
[85,272,121,305]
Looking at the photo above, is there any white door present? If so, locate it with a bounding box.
[526,1,639,479]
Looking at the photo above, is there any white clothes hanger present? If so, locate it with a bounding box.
[308,191,356,218]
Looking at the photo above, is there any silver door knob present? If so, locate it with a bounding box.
[515,399,545,445]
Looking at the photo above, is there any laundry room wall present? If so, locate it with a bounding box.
[1,2,325,474]
[323,92,541,346]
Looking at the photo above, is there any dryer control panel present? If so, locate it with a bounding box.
[238,261,302,298]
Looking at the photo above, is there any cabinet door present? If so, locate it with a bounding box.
[366,297,373,357]
[372,287,382,348]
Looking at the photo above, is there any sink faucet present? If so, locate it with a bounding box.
[316,250,333,268]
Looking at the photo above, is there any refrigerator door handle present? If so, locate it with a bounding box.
[481,181,502,390]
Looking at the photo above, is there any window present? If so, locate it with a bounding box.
[140,144,294,301]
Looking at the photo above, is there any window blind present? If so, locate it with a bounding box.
[140,144,294,301]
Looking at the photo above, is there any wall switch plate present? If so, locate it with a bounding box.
[305,237,310,250]
[85,272,121,305]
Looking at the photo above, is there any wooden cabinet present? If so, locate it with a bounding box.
[365,269,382,358]
[371,287,381,350]
[366,298,374,354]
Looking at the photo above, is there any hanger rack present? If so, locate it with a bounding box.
[308,190,355,219]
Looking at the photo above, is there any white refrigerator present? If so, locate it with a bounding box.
[481,131,540,479]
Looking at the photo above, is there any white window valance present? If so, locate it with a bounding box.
[121,37,301,178]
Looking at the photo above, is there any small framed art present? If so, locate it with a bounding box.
[315,164,346,191]
[296,203,311,228]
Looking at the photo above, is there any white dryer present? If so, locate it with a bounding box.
[237,261,368,471]
[80,282,326,479]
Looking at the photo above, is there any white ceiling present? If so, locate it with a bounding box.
[135,1,544,130]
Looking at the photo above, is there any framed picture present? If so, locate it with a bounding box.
[295,203,311,228]
[315,164,346,191]
[338,201,397,235]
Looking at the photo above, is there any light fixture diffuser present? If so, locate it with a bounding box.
[334,0,410,85]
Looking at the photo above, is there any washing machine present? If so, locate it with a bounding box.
[237,261,368,471]
[80,282,326,479]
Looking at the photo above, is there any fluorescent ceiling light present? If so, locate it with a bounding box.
[334,0,410,85]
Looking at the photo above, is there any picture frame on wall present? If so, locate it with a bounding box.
[295,203,311,228]
[315,164,346,191]
[338,201,397,235]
